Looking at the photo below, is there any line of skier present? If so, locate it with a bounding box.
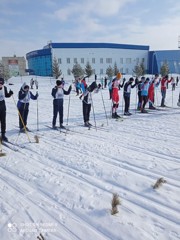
[0,73,178,142]
[109,73,175,118]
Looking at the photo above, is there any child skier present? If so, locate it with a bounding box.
[0,77,13,141]
[148,74,160,109]
[17,83,38,132]
[51,80,72,129]
[123,77,137,115]
[137,76,145,110]
[160,75,173,107]
[79,81,101,127]
[111,72,125,118]
[141,77,151,113]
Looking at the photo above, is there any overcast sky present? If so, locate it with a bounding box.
[0,0,180,59]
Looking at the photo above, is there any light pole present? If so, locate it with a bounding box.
[152,52,155,76]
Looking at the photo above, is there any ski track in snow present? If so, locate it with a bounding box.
[0,76,180,240]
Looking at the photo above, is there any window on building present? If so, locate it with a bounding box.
[58,58,62,64]
[106,58,112,64]
[120,68,123,73]
[120,58,123,64]
[67,58,70,64]
[126,68,129,74]
[100,58,103,64]
[142,58,145,63]
[136,58,139,64]
[93,69,95,74]
[92,58,95,64]
[81,58,84,64]
[67,69,71,75]
[126,58,131,64]
[100,69,103,74]
[74,58,77,64]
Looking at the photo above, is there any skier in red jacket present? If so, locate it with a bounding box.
[160,75,172,107]
[148,74,160,109]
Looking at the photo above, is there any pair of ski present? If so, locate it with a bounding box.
[1,141,19,152]
[111,116,124,121]
[45,125,69,134]
[79,123,109,132]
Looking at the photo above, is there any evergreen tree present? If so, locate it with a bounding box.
[160,62,169,77]
[140,62,146,75]
[85,61,93,78]
[106,65,114,78]
[71,63,84,78]
[113,62,119,76]
[52,57,62,79]
[0,63,10,80]
[133,62,145,77]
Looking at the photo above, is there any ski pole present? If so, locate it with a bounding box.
[121,92,124,115]
[100,89,108,126]
[66,93,71,127]
[36,91,39,131]
[155,87,158,106]
[90,92,97,131]
[11,94,31,143]
[135,86,137,114]
[110,100,113,118]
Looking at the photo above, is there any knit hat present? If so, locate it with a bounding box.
[129,77,134,82]
[56,80,62,86]
[0,77,4,84]
[116,72,122,80]
[24,85,29,89]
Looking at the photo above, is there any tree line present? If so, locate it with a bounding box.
[52,57,170,79]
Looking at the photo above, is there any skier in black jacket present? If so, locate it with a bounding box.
[0,77,13,141]
[17,83,38,132]
[51,80,72,129]
[79,81,101,127]
[123,77,137,115]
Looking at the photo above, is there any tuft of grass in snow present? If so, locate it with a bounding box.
[34,135,39,143]
[153,177,167,189]
[0,138,6,157]
[0,151,6,157]
[111,193,121,215]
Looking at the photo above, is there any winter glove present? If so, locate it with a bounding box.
[135,78,139,84]
[98,83,101,89]
[9,90,13,95]
[123,78,126,83]
[68,85,72,92]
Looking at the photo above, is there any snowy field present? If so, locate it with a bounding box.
[0,75,180,240]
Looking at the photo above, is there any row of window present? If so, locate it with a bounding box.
[66,68,130,76]
[58,58,145,65]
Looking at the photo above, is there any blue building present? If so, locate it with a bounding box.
[26,48,52,76]
[149,50,180,75]
[26,42,180,77]
[26,42,149,77]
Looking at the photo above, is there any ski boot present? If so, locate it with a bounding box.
[1,133,8,142]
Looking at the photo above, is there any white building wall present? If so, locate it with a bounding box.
[51,47,148,77]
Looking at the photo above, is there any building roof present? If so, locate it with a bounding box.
[43,42,149,51]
